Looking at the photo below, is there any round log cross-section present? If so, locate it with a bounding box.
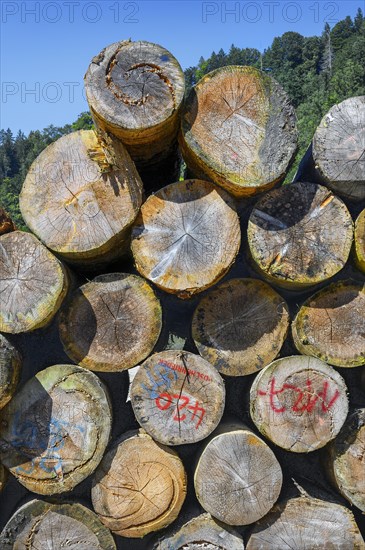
[59,273,162,372]
[192,278,289,376]
[292,280,365,368]
[0,231,69,333]
[130,351,225,445]
[194,422,283,525]
[91,430,187,538]
[246,496,365,549]
[180,65,298,197]
[84,40,185,167]
[19,130,143,267]
[0,500,117,549]
[131,179,240,297]
[0,364,112,495]
[312,96,365,201]
[250,356,348,453]
[326,408,365,512]
[154,513,245,550]
[355,208,365,273]
[0,334,21,409]
[247,182,353,289]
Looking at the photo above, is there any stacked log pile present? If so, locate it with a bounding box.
[0,40,364,550]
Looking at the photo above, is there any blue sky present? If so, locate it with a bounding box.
[1,0,363,134]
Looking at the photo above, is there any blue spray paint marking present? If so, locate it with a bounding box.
[141,361,178,399]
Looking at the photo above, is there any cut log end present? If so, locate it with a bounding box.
[292,280,365,368]
[355,208,365,273]
[192,277,289,376]
[131,179,241,297]
[130,351,225,445]
[19,129,143,266]
[0,500,116,549]
[91,430,186,538]
[154,513,245,549]
[313,96,365,201]
[0,231,69,333]
[180,65,298,197]
[194,423,283,525]
[246,496,365,549]
[326,408,365,512]
[0,334,21,409]
[84,40,185,165]
[250,355,349,453]
[248,182,353,289]
[0,364,112,495]
[59,273,162,372]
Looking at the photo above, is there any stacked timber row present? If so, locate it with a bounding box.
[1,36,365,549]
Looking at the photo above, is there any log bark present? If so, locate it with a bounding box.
[192,277,290,376]
[0,231,69,333]
[292,280,365,368]
[0,499,116,549]
[84,39,185,169]
[250,355,349,453]
[0,463,6,492]
[0,334,21,409]
[131,179,240,298]
[325,408,365,512]
[247,182,353,289]
[91,429,187,538]
[355,208,365,273]
[0,364,111,495]
[19,129,143,267]
[59,273,162,372]
[246,495,365,549]
[312,96,365,201]
[179,65,298,197]
[154,512,245,549]
[0,208,16,235]
[194,421,283,525]
[130,350,225,445]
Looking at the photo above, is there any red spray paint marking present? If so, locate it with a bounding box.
[258,377,340,413]
[156,393,206,429]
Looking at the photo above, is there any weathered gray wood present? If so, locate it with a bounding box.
[248,182,353,289]
[131,179,241,298]
[154,513,245,549]
[312,96,365,201]
[59,273,162,372]
[325,408,365,512]
[194,421,283,525]
[130,350,225,445]
[180,65,298,197]
[19,129,143,266]
[355,208,365,273]
[84,40,185,168]
[0,208,16,235]
[292,280,365,368]
[246,495,365,549]
[0,231,69,333]
[91,429,187,538]
[0,334,21,409]
[192,277,289,376]
[0,499,116,549]
[0,364,112,495]
[250,355,349,452]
